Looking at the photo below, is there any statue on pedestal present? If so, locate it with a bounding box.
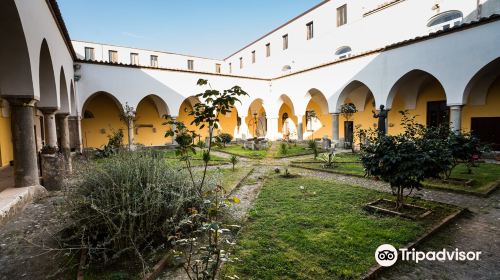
[373,105,389,135]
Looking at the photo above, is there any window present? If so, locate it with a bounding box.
[150,55,158,67]
[215,63,221,73]
[84,47,94,60]
[108,50,118,63]
[335,46,352,59]
[229,63,232,73]
[282,34,288,50]
[337,4,347,27]
[130,53,139,65]
[427,10,463,31]
[306,22,314,40]
[266,43,271,57]
[252,50,256,63]
[239,57,243,69]
[187,59,194,70]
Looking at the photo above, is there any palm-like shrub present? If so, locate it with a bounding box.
[308,140,319,159]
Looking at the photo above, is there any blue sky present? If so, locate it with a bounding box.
[58,0,322,59]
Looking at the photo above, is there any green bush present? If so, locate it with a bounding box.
[279,142,288,155]
[308,140,319,159]
[60,151,200,264]
[218,133,233,147]
[96,129,124,158]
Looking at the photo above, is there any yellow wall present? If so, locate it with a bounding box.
[0,110,13,166]
[82,94,127,148]
[388,80,446,135]
[278,103,298,136]
[339,97,376,142]
[177,99,209,139]
[216,108,239,137]
[304,100,332,140]
[135,98,172,146]
[462,77,500,132]
[246,107,266,137]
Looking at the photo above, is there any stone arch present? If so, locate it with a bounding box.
[462,57,500,106]
[81,91,126,148]
[59,67,70,113]
[38,39,58,108]
[304,88,330,139]
[246,98,267,138]
[69,80,76,115]
[336,81,375,112]
[134,95,171,146]
[0,0,33,97]
[277,94,297,140]
[386,69,446,110]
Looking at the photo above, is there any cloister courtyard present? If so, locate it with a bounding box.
[0,138,499,279]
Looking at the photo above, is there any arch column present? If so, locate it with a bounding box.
[297,114,304,141]
[171,116,177,144]
[40,108,58,148]
[331,113,340,142]
[239,115,248,140]
[266,117,279,140]
[449,105,462,132]
[5,97,40,187]
[56,113,72,173]
[127,119,135,150]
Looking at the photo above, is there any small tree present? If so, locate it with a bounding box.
[308,139,319,159]
[217,133,233,147]
[445,131,484,178]
[340,103,357,122]
[230,154,239,171]
[361,111,452,210]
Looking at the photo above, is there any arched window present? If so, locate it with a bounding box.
[335,46,352,59]
[427,10,463,31]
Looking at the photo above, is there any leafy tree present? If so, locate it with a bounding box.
[360,111,452,210]
[445,131,485,178]
[217,133,233,147]
[340,102,357,122]
[230,154,239,171]
[308,139,319,159]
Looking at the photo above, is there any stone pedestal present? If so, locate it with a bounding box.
[41,153,65,191]
[5,97,40,188]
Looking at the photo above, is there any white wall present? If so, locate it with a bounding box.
[73,41,226,75]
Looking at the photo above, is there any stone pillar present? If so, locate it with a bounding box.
[331,113,340,142]
[68,116,83,153]
[266,117,279,140]
[297,114,304,141]
[41,108,58,148]
[127,119,135,150]
[56,113,72,173]
[6,97,40,187]
[239,117,248,140]
[449,105,462,132]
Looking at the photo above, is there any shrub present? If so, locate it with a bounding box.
[96,129,124,158]
[60,151,200,267]
[218,133,233,147]
[360,111,452,210]
[279,142,288,155]
[230,154,239,171]
[318,152,336,169]
[308,140,319,159]
[445,131,485,177]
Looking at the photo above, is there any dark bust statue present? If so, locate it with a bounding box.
[373,105,389,135]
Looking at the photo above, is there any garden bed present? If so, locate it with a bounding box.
[214,144,269,159]
[221,175,461,279]
[364,198,432,220]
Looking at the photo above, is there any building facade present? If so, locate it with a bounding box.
[1,0,500,191]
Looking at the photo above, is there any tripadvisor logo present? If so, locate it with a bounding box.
[375,244,482,267]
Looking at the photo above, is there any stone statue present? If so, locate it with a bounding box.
[373,105,389,135]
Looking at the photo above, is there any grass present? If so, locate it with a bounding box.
[274,143,325,158]
[423,163,500,195]
[221,175,460,280]
[199,166,254,192]
[164,149,229,167]
[215,144,269,159]
[291,152,365,176]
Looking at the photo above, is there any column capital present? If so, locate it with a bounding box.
[331,112,340,116]
[448,105,463,110]
[56,112,70,118]
[2,96,37,107]
[39,107,59,114]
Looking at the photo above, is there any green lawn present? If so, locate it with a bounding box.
[200,166,254,192]
[164,149,229,166]
[291,152,365,176]
[214,144,269,159]
[274,143,325,158]
[222,175,460,280]
[423,163,500,195]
